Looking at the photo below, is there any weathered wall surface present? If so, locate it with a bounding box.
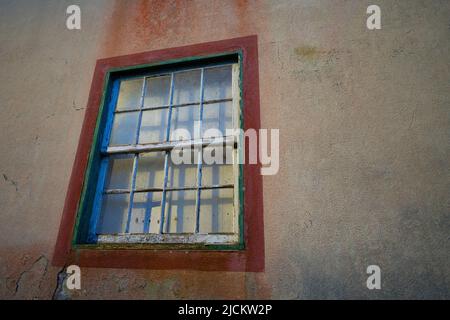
[0,0,448,299]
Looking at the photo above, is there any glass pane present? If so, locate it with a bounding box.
[129,192,162,234]
[202,101,233,137]
[104,155,134,190]
[169,105,199,141]
[199,188,234,234]
[167,149,198,188]
[139,108,168,144]
[144,75,171,108]
[202,144,234,165]
[202,154,234,186]
[164,190,197,233]
[173,69,201,105]
[109,111,139,146]
[97,194,129,234]
[135,152,166,189]
[204,65,232,101]
[116,79,143,111]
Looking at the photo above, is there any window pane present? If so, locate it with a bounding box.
[199,188,234,234]
[204,65,232,101]
[109,111,139,146]
[202,152,234,186]
[97,194,129,234]
[167,149,198,188]
[173,69,201,105]
[135,152,165,189]
[169,105,199,141]
[144,75,171,108]
[139,108,168,144]
[104,155,134,190]
[116,79,143,111]
[202,101,233,137]
[129,192,162,234]
[164,190,196,233]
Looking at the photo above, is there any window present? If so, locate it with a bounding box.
[55,36,264,271]
[77,55,243,248]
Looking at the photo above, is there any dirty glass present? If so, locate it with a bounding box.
[97,193,129,234]
[139,108,168,144]
[202,101,233,137]
[135,152,166,189]
[169,105,199,141]
[164,190,197,233]
[116,79,143,111]
[104,154,134,190]
[96,63,238,242]
[129,192,163,234]
[173,69,201,105]
[204,65,232,101]
[144,75,171,108]
[167,149,198,188]
[109,111,139,145]
[199,188,234,234]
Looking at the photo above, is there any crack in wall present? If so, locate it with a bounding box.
[52,265,69,300]
[8,255,70,299]
[2,173,18,192]
[10,255,48,297]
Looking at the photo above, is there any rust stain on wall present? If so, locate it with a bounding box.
[100,0,265,58]
[101,0,190,57]
[232,0,251,32]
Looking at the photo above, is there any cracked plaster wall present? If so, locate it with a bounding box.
[0,0,449,299]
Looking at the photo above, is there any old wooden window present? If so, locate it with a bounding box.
[76,55,243,248]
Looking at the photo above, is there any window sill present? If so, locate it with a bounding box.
[96,233,239,245]
[73,241,244,252]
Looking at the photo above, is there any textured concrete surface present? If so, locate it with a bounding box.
[0,0,449,299]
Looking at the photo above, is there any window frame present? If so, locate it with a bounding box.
[53,36,264,271]
[84,58,244,248]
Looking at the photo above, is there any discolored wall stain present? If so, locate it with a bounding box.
[100,0,265,57]
[101,0,194,56]
[294,46,321,59]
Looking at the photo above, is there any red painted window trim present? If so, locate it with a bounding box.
[52,35,264,272]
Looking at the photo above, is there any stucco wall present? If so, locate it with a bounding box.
[0,0,448,299]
